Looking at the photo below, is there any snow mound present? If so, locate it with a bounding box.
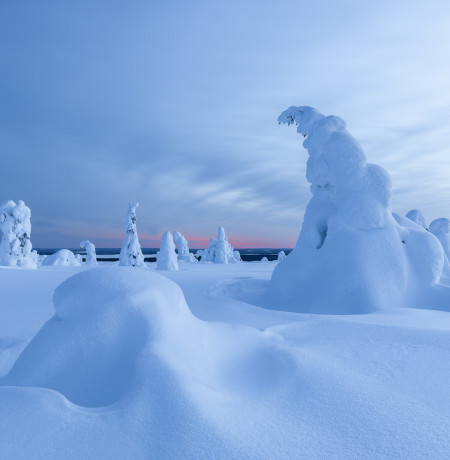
[1,267,190,407]
[269,106,450,314]
[42,249,81,267]
[430,218,450,259]
[405,209,428,229]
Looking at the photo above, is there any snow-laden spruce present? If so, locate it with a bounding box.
[119,202,145,267]
[201,227,240,263]
[173,231,196,262]
[0,200,37,269]
[156,231,178,271]
[80,240,98,265]
[268,106,450,313]
[42,249,81,267]
[277,251,286,261]
[405,209,428,229]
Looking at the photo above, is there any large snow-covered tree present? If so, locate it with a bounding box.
[0,200,37,268]
[268,106,449,313]
[119,202,145,267]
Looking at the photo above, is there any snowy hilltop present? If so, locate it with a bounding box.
[119,202,145,267]
[199,227,240,263]
[0,200,37,269]
[268,106,450,314]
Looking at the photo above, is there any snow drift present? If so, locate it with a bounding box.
[42,249,81,267]
[268,106,450,314]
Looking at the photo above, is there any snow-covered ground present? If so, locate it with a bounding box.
[1,261,449,459]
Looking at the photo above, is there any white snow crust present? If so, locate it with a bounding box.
[0,263,450,459]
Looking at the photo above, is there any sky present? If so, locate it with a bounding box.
[2,0,450,248]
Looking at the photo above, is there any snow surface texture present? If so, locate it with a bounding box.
[119,202,145,267]
[156,231,179,271]
[80,240,97,266]
[42,249,82,267]
[268,106,450,314]
[1,264,450,459]
[201,227,240,263]
[0,200,37,268]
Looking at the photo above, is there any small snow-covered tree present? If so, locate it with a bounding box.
[277,250,286,261]
[201,227,240,263]
[119,202,145,267]
[261,256,269,263]
[405,210,428,230]
[42,249,81,266]
[156,231,178,270]
[173,231,191,261]
[80,240,98,265]
[0,200,37,268]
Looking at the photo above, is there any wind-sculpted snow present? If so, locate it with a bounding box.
[0,200,37,268]
[42,249,81,267]
[269,106,450,314]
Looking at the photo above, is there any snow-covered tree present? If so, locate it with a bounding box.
[277,250,286,261]
[261,256,269,263]
[405,210,428,230]
[80,240,98,265]
[173,231,191,261]
[268,106,448,313]
[0,200,37,268]
[156,231,178,271]
[201,227,240,263]
[119,202,145,267]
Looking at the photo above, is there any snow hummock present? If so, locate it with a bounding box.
[156,231,179,271]
[119,202,145,267]
[0,200,37,269]
[80,240,98,265]
[42,249,82,267]
[268,106,450,314]
[405,209,428,229]
[201,227,240,263]
[430,218,450,259]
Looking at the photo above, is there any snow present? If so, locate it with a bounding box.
[430,218,450,259]
[119,202,145,267]
[277,250,286,260]
[405,209,428,229]
[156,231,179,271]
[80,240,98,265]
[269,106,450,314]
[201,227,241,263]
[0,200,37,268]
[41,249,82,267]
[0,262,450,459]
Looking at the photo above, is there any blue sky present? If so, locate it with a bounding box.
[2,0,450,248]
